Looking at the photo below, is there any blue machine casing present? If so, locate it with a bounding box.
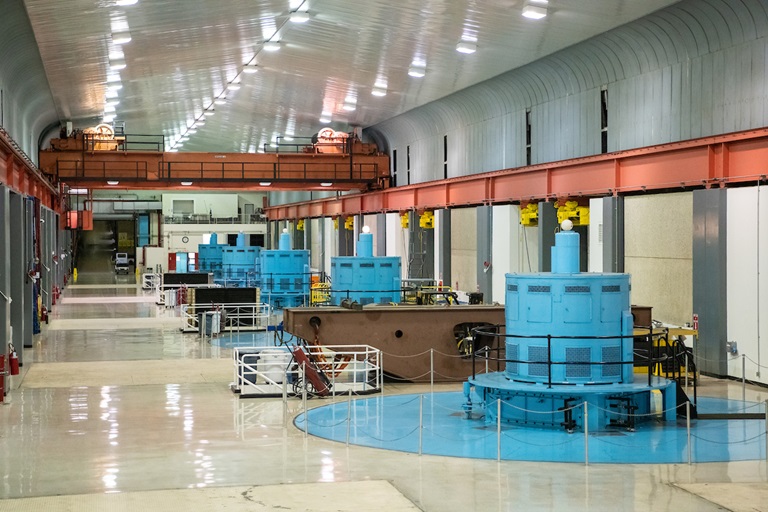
[330,231,402,305]
[260,231,310,308]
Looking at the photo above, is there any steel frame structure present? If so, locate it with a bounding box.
[266,128,768,220]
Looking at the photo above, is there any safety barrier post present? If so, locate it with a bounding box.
[430,349,434,395]
[302,362,308,438]
[497,399,502,461]
[583,402,589,466]
[686,401,692,465]
[742,354,746,402]
[418,394,424,456]
[282,376,288,426]
[346,389,352,447]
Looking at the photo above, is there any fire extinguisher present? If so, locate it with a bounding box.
[9,344,19,376]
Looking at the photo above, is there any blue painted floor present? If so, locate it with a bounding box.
[297,392,767,464]
[211,330,295,348]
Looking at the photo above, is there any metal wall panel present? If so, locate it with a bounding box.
[0,186,10,372]
[692,188,728,377]
[371,0,768,183]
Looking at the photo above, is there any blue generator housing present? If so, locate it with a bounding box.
[259,230,310,308]
[221,233,260,287]
[198,233,227,277]
[331,230,401,305]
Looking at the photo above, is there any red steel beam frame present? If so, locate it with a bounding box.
[0,128,58,209]
[266,128,768,220]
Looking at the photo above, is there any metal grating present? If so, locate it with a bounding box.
[360,263,374,268]
[507,284,518,292]
[565,285,590,293]
[602,285,621,293]
[602,346,621,378]
[528,346,548,376]
[528,285,551,293]
[507,344,518,375]
[565,347,591,379]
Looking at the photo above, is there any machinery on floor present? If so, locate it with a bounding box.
[464,220,684,432]
[330,226,401,306]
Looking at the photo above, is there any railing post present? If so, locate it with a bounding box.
[302,362,308,438]
[742,354,746,402]
[346,389,352,447]
[647,330,653,387]
[686,401,692,465]
[583,402,589,466]
[430,349,434,394]
[497,399,502,462]
[418,394,423,456]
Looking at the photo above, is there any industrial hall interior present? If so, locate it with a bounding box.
[2,0,768,510]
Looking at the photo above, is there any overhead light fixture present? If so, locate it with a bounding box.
[204,108,215,116]
[115,0,138,6]
[68,188,88,194]
[243,63,258,74]
[263,41,281,52]
[112,31,132,45]
[194,119,205,127]
[106,180,120,186]
[110,58,126,71]
[342,102,356,112]
[522,1,548,19]
[107,73,122,83]
[187,128,197,135]
[228,83,241,91]
[180,181,193,186]
[290,11,310,23]
[259,182,272,186]
[106,98,120,106]
[408,65,426,78]
[104,104,116,113]
[102,114,116,123]
[168,148,179,153]
[319,111,332,123]
[215,97,227,105]
[456,41,477,54]
[106,89,119,99]
[320,182,333,187]
[283,135,294,142]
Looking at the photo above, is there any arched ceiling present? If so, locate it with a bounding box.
[21,0,680,153]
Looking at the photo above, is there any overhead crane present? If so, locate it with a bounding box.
[38,126,391,192]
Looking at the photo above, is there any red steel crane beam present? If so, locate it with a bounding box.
[0,128,58,209]
[266,128,768,220]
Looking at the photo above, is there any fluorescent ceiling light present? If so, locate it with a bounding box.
[106,89,119,99]
[68,188,88,194]
[263,41,281,52]
[408,65,426,77]
[456,41,477,54]
[102,114,116,123]
[319,115,332,123]
[228,83,241,91]
[215,97,227,105]
[107,73,122,83]
[107,180,120,185]
[342,102,356,111]
[106,98,120,106]
[112,31,132,45]
[522,2,547,19]
[180,181,193,186]
[104,104,116,113]
[187,128,197,134]
[110,58,126,71]
[204,109,215,116]
[290,11,310,23]
[115,0,138,5]
[320,182,333,187]
[283,135,294,141]
[243,64,258,74]
[259,182,272,186]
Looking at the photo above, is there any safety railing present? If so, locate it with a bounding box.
[467,325,699,409]
[162,159,380,183]
[232,344,382,398]
[55,159,149,180]
[181,302,272,333]
[83,133,164,152]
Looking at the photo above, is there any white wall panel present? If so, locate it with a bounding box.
[726,186,768,385]
[624,192,692,326]
[588,198,604,272]
[450,208,477,293]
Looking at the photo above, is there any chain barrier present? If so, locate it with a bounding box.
[691,432,767,444]
[354,425,421,443]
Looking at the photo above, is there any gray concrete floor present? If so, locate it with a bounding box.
[1,269,767,511]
